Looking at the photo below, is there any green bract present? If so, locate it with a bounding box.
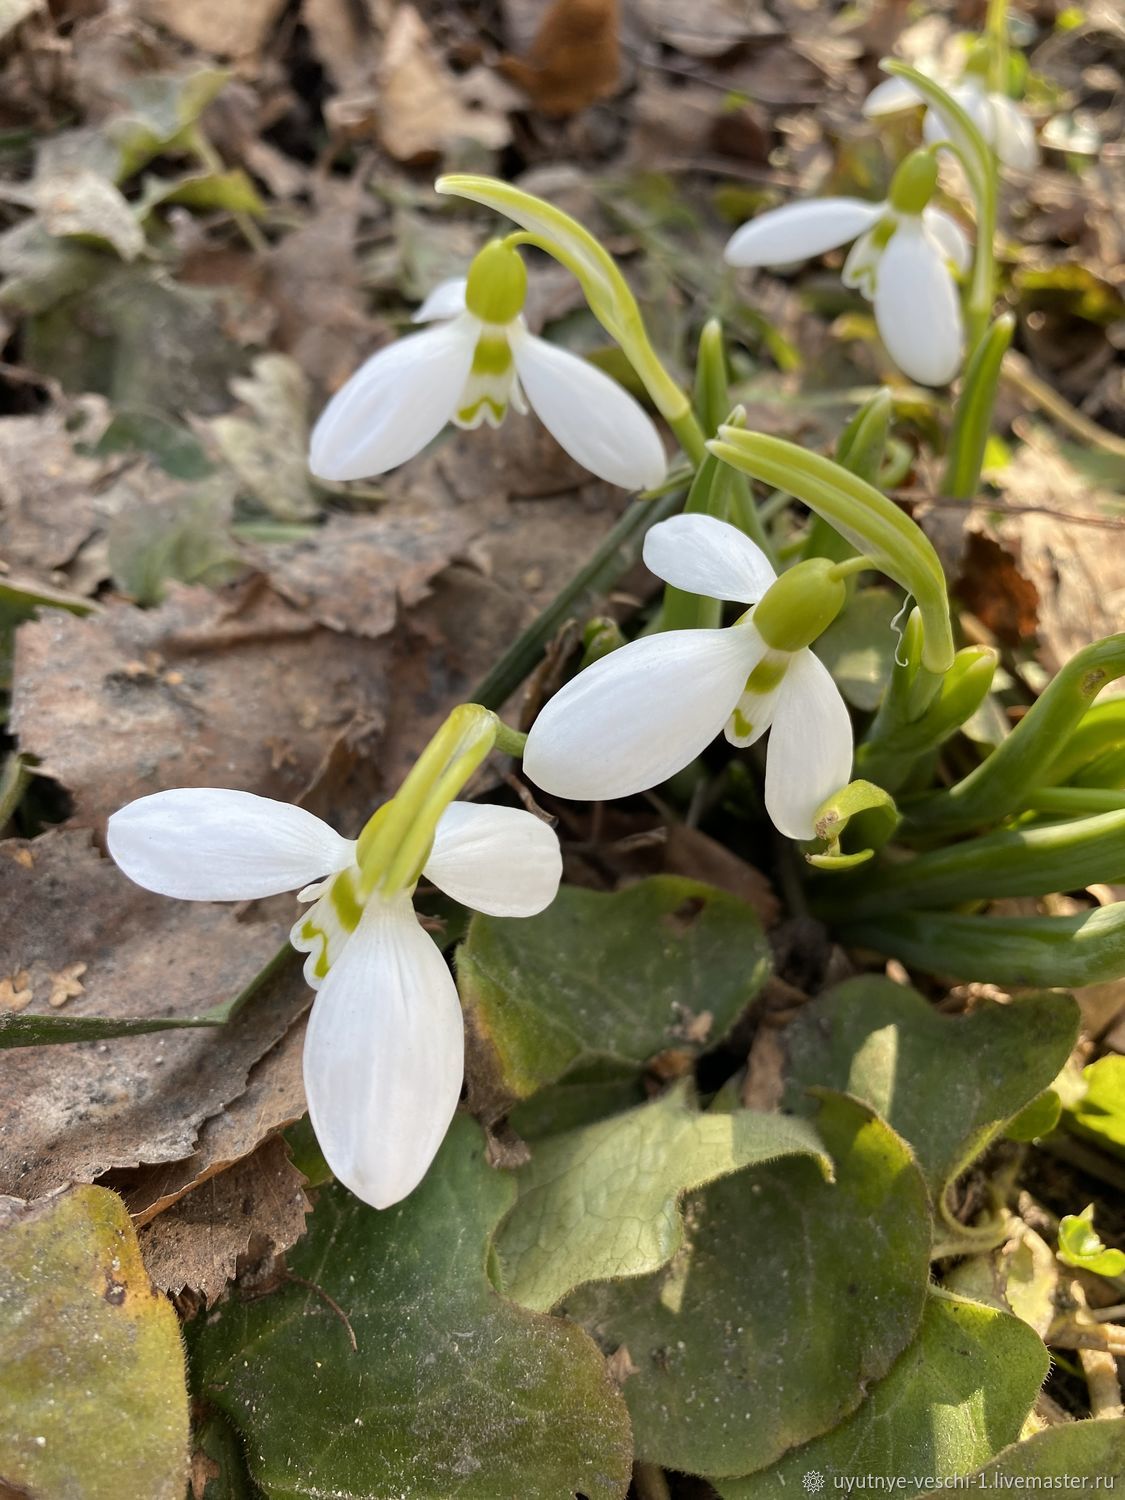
[709,430,955,672]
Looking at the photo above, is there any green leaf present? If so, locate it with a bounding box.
[189,1406,259,1500]
[784,978,1079,1195]
[944,1418,1125,1495]
[91,405,214,479]
[837,900,1125,987]
[1004,1089,1062,1141]
[564,1093,932,1477]
[0,1009,223,1048]
[1057,1204,1125,1276]
[458,875,770,1109]
[1065,1054,1125,1158]
[815,587,900,711]
[190,1115,633,1500]
[494,1085,830,1312]
[107,474,243,605]
[35,167,145,260]
[715,1292,1048,1497]
[137,168,265,220]
[0,1186,189,1499]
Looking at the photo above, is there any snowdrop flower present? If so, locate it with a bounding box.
[865,63,1039,172]
[107,771,562,1209]
[724,150,969,388]
[309,239,667,491]
[523,513,853,840]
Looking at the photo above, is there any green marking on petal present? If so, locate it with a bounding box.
[457,396,507,426]
[732,709,754,738]
[471,334,513,378]
[329,870,363,934]
[745,654,788,695]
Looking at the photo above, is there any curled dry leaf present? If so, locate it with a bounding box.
[137,1135,311,1305]
[138,0,289,58]
[0,829,303,1197]
[377,4,511,163]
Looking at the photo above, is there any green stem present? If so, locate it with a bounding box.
[944,313,1015,500]
[904,633,1125,834]
[985,0,1010,93]
[470,488,684,710]
[1023,786,1125,815]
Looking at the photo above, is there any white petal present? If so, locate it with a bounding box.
[424,801,562,917]
[724,198,884,267]
[724,633,789,748]
[764,648,853,841]
[922,206,972,274]
[308,314,479,481]
[523,625,763,801]
[291,867,363,990]
[412,277,468,323]
[508,327,667,490]
[863,76,924,116]
[841,226,882,296]
[303,895,464,1209]
[642,513,776,603]
[874,223,964,386]
[107,788,355,901]
[989,94,1039,171]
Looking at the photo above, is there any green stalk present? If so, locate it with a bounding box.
[838,901,1125,987]
[661,453,728,632]
[882,63,999,350]
[816,809,1125,921]
[944,313,1014,499]
[905,633,1125,834]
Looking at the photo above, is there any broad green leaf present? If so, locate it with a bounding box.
[458,876,770,1108]
[137,168,265,220]
[938,1418,1125,1496]
[0,1186,189,1498]
[494,1086,830,1312]
[565,1093,932,1477]
[1065,1054,1125,1158]
[716,1292,1048,1497]
[815,587,900,711]
[1057,1205,1125,1276]
[91,406,214,479]
[785,978,1080,1194]
[190,1115,632,1500]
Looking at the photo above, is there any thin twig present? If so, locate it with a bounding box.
[284,1273,358,1353]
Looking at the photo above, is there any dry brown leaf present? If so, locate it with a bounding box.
[260,509,475,637]
[377,4,510,163]
[632,0,777,57]
[121,1018,308,1227]
[137,1135,310,1305]
[0,397,111,576]
[0,829,306,1197]
[139,0,288,58]
[499,0,620,117]
[918,430,1125,675]
[266,179,380,397]
[661,825,781,929]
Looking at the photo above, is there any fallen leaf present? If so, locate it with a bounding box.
[499,0,620,117]
[377,4,511,163]
[120,1017,308,1226]
[0,1185,189,1500]
[35,167,145,261]
[205,354,321,523]
[137,1135,310,1304]
[0,828,304,1197]
[0,396,112,576]
[260,508,475,636]
[138,0,288,58]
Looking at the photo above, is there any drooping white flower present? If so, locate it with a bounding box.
[723,152,969,388]
[107,787,562,1209]
[309,239,667,491]
[865,70,1039,172]
[522,514,853,840]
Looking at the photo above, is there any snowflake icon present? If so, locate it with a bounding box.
[802,1473,826,1495]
